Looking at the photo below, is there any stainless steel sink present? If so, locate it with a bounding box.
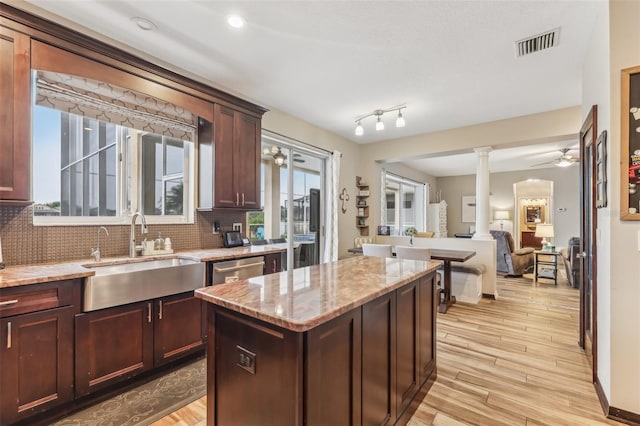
[82,258,205,311]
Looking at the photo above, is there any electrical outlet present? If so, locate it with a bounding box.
[236,345,255,374]
[213,221,220,234]
[233,222,242,234]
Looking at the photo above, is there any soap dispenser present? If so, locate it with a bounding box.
[154,233,165,250]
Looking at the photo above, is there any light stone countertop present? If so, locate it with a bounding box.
[195,256,441,332]
[0,246,285,289]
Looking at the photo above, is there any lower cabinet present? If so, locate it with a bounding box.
[0,279,79,425]
[76,292,204,397]
[0,306,75,424]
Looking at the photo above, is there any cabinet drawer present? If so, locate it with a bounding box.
[0,280,76,318]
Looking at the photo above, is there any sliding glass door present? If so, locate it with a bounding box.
[249,133,327,270]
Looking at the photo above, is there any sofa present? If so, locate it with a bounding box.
[560,237,580,288]
[490,230,534,276]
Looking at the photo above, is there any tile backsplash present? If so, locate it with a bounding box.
[0,205,247,267]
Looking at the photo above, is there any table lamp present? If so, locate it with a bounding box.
[534,223,555,250]
[494,210,510,230]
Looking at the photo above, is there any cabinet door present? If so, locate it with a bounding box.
[213,104,238,207]
[306,308,362,425]
[418,274,436,384]
[154,293,205,366]
[396,280,420,417]
[0,26,31,202]
[362,291,396,425]
[234,111,261,209]
[75,302,153,397]
[0,306,74,424]
[264,253,282,275]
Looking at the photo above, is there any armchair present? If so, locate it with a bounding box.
[490,230,534,276]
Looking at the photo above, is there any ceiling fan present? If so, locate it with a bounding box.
[263,146,305,166]
[531,148,579,168]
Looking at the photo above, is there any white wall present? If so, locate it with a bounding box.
[582,0,613,403]
[604,0,640,414]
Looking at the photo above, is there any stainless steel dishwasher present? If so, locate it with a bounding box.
[211,256,265,284]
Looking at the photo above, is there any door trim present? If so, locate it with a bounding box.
[579,105,598,383]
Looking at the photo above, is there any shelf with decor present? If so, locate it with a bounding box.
[356,176,369,236]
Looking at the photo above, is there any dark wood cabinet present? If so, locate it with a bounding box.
[75,301,154,396]
[153,293,205,366]
[0,25,31,202]
[0,280,79,424]
[396,280,420,416]
[362,292,396,425]
[76,292,204,396]
[204,271,438,425]
[263,252,282,275]
[209,104,261,209]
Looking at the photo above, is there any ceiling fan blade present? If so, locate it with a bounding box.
[530,160,554,167]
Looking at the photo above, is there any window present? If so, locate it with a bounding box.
[32,71,195,225]
[381,171,427,235]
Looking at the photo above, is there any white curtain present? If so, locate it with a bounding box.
[323,150,341,262]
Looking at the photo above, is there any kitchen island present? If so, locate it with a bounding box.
[195,256,441,425]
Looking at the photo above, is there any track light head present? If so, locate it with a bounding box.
[375,115,384,131]
[355,121,364,136]
[396,109,405,128]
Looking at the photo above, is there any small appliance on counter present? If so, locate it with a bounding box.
[222,230,244,248]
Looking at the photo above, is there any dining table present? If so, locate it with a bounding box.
[348,247,477,313]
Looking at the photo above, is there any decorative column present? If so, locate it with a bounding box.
[472,146,493,240]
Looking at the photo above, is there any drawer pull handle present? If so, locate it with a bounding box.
[214,262,265,273]
[158,300,163,320]
[0,299,19,306]
[242,193,245,206]
[236,193,240,206]
[147,303,152,323]
[7,322,11,349]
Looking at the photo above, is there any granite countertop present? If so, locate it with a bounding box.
[0,245,285,289]
[195,256,441,332]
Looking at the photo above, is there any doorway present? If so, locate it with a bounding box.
[579,105,598,381]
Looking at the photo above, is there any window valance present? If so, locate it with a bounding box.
[35,70,197,141]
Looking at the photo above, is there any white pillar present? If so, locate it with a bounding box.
[472,146,493,240]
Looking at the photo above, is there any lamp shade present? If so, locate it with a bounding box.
[494,210,510,220]
[534,224,554,238]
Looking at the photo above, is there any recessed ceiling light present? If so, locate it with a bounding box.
[131,17,157,31]
[227,14,246,29]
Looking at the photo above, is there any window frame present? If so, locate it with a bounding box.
[381,171,428,235]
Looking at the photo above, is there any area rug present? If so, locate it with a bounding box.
[54,358,206,426]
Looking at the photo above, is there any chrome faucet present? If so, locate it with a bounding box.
[91,226,109,262]
[129,212,148,257]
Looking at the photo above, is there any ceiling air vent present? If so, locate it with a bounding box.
[516,28,560,57]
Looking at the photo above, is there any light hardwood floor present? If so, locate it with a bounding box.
[153,275,621,426]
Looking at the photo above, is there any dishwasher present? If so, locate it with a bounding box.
[211,256,265,285]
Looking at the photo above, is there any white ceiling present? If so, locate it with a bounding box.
[15,0,601,176]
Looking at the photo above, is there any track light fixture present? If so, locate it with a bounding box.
[354,105,406,136]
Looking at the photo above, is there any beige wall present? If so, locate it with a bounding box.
[436,167,580,245]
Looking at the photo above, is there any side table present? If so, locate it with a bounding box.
[534,250,562,285]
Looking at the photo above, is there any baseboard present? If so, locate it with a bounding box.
[594,377,640,425]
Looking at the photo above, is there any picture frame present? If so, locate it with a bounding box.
[461,195,476,223]
[377,225,390,236]
[621,65,640,220]
[595,130,607,208]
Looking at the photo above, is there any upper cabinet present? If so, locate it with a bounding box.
[0,25,31,203]
[200,104,262,210]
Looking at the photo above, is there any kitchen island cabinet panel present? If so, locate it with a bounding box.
[0,306,74,424]
[419,275,436,382]
[396,281,420,416]
[306,308,362,426]
[210,309,302,426]
[75,301,154,397]
[362,292,396,425]
[153,293,205,366]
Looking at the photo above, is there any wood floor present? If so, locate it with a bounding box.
[153,274,621,426]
